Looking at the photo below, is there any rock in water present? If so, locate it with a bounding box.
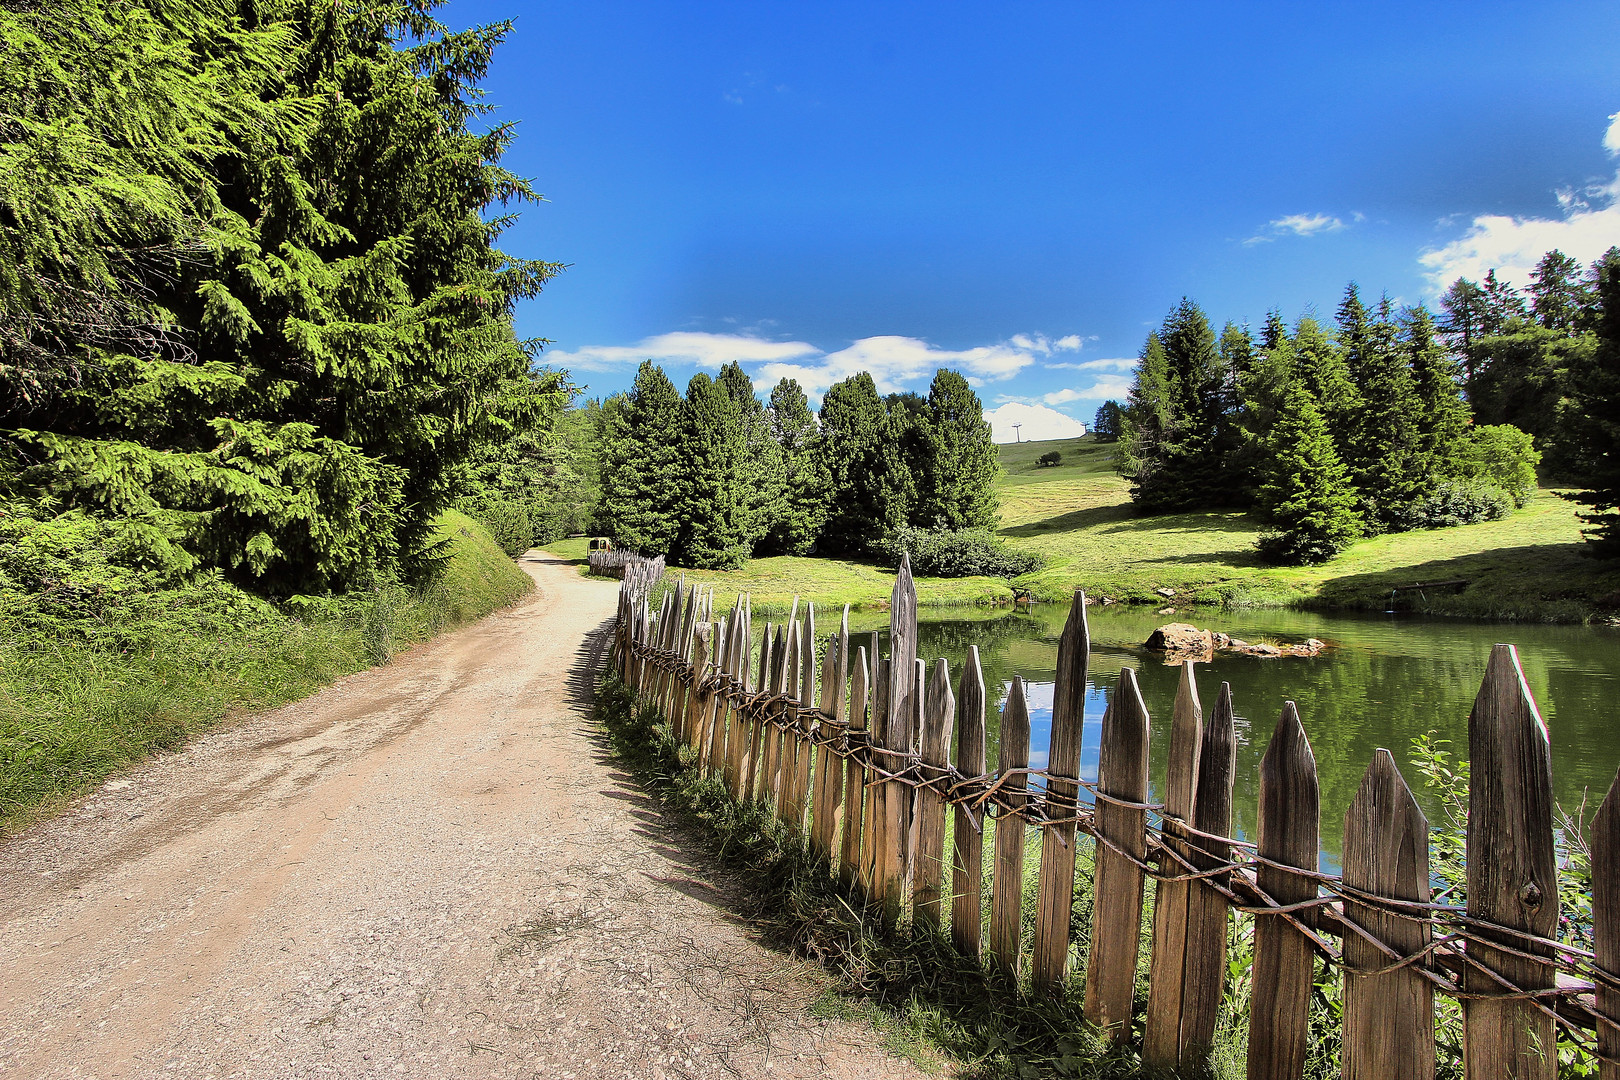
[1144,623,1214,653]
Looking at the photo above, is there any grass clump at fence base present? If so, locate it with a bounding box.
[0,510,532,835]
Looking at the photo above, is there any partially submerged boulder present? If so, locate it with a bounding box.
[1145,623,1326,661]
[1145,623,1214,653]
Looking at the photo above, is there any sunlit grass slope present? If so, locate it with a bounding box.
[999,435,1620,621]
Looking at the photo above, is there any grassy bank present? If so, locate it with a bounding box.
[1000,436,1620,621]
[0,510,533,834]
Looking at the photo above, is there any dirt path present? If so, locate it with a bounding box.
[0,553,927,1080]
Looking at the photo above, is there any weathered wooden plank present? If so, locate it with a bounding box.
[814,607,851,864]
[788,606,817,833]
[1342,749,1434,1080]
[1082,666,1150,1035]
[1179,681,1236,1061]
[1595,769,1620,1080]
[699,615,728,773]
[890,557,919,889]
[990,676,1031,982]
[1034,591,1091,996]
[1145,660,1204,1065]
[841,644,870,890]
[913,658,955,931]
[952,646,987,961]
[1247,701,1320,1080]
[860,629,881,893]
[775,620,801,824]
[869,656,895,920]
[1463,644,1558,1080]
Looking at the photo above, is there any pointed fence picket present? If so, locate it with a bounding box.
[605,560,1615,1079]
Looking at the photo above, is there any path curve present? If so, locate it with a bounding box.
[0,552,924,1080]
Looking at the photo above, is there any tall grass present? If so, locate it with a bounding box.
[0,511,533,834]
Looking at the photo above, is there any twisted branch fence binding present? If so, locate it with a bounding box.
[606,551,1619,1079]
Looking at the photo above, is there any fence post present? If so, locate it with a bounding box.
[789,605,817,833]
[913,658,955,931]
[814,607,851,863]
[890,557,919,891]
[1247,701,1320,1080]
[1033,591,1091,996]
[699,615,726,772]
[841,645,870,891]
[869,655,894,917]
[990,676,1031,983]
[1463,644,1558,1080]
[1083,665,1150,1034]
[1145,660,1204,1065]
[1595,769,1619,1080]
[1179,681,1236,1062]
[1342,748,1434,1080]
[952,646,987,961]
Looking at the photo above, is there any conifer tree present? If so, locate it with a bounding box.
[598,362,684,555]
[1255,385,1362,564]
[716,361,782,552]
[915,369,999,530]
[1345,294,1427,528]
[671,373,750,569]
[1440,277,1490,391]
[1117,332,1174,487]
[1231,311,1297,497]
[1403,306,1471,475]
[763,378,829,555]
[1528,250,1592,332]
[1566,247,1620,554]
[1091,401,1124,441]
[1290,315,1359,452]
[815,373,894,554]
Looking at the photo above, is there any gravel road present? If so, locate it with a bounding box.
[0,552,926,1080]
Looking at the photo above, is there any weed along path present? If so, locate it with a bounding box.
[0,552,923,1080]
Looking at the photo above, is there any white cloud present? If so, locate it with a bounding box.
[983,403,1087,444]
[544,332,820,374]
[1044,357,1136,372]
[1420,110,1620,291]
[1244,212,1349,245]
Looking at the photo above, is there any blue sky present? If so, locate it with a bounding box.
[448,2,1620,439]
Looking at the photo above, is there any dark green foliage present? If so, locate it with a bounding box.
[1453,425,1540,507]
[817,373,899,554]
[914,369,999,530]
[456,368,582,551]
[1387,482,1512,531]
[1404,306,1472,476]
[3,0,562,593]
[1565,247,1620,554]
[597,362,685,556]
[1255,386,1362,565]
[717,362,783,553]
[1468,324,1597,478]
[1342,292,1428,529]
[1037,451,1062,467]
[1090,401,1123,442]
[1528,250,1593,332]
[883,525,1041,579]
[670,373,751,570]
[762,378,829,556]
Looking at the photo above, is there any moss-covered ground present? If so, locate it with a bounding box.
[0,511,535,833]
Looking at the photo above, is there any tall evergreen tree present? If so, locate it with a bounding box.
[5,0,561,591]
[1255,385,1362,564]
[1528,249,1592,332]
[1403,305,1471,476]
[670,373,750,569]
[914,369,999,530]
[1566,247,1620,554]
[1231,311,1297,497]
[597,362,683,555]
[1091,401,1124,442]
[1439,277,1490,391]
[762,378,829,555]
[815,373,894,554]
[1290,315,1359,452]
[1344,293,1427,527]
[1117,331,1173,488]
[716,361,781,553]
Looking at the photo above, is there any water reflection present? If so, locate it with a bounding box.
[831,603,1620,866]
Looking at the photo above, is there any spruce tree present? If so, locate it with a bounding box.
[1345,294,1427,528]
[915,369,998,530]
[1255,385,1362,564]
[1528,250,1591,332]
[1566,247,1620,554]
[1125,299,1239,511]
[1091,401,1124,441]
[763,378,829,555]
[1290,315,1359,453]
[1403,306,1471,475]
[598,362,684,555]
[716,361,782,552]
[5,0,561,591]
[1439,277,1490,391]
[815,373,893,554]
[671,373,750,569]
[1231,311,1297,498]
[1117,332,1174,489]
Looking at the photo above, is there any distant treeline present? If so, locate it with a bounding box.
[592,362,1000,570]
[1109,248,1620,563]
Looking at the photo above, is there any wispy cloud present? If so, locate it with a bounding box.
[547,329,1087,398]
[1419,111,1620,291]
[1245,212,1349,245]
[1044,357,1136,372]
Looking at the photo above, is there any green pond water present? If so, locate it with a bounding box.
[807,603,1620,867]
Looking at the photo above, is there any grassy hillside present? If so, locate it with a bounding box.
[0,511,534,834]
[999,435,1620,621]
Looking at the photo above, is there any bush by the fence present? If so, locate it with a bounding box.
[884,525,1042,579]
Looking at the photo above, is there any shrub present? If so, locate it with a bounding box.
[1037,451,1062,467]
[1389,482,1513,531]
[1453,425,1540,507]
[470,498,535,559]
[884,526,1042,579]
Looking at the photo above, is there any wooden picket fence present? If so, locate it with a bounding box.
[588,548,664,588]
[608,556,1619,1080]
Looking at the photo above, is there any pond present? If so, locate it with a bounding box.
[812,602,1620,868]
